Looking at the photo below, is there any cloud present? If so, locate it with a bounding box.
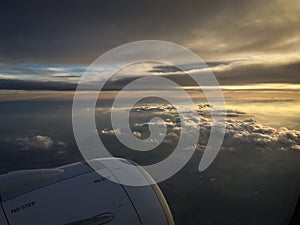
[223,119,300,150]
[134,119,176,128]
[101,128,121,136]
[0,64,84,79]
[292,144,300,150]
[101,104,300,152]
[16,135,66,150]
[0,0,299,65]
[241,99,295,103]
[0,78,77,91]
[1,54,300,91]
[149,57,300,86]
[132,131,142,138]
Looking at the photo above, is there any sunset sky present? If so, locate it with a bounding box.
[0,0,299,86]
[0,1,300,225]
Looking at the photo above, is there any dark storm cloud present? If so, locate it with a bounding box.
[0,0,299,64]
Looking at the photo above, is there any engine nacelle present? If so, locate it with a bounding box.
[0,158,174,225]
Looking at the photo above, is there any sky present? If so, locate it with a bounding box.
[0,0,299,88]
[0,1,300,225]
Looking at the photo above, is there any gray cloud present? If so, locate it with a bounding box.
[212,60,300,85]
[0,0,298,64]
[0,79,77,91]
[149,59,300,85]
[1,58,300,91]
[16,135,66,150]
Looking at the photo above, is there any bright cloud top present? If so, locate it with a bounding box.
[100,104,300,152]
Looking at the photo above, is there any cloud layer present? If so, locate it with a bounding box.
[101,104,300,152]
[0,0,299,64]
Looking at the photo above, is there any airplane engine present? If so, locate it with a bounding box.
[0,158,174,225]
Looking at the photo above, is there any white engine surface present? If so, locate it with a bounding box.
[0,158,174,225]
